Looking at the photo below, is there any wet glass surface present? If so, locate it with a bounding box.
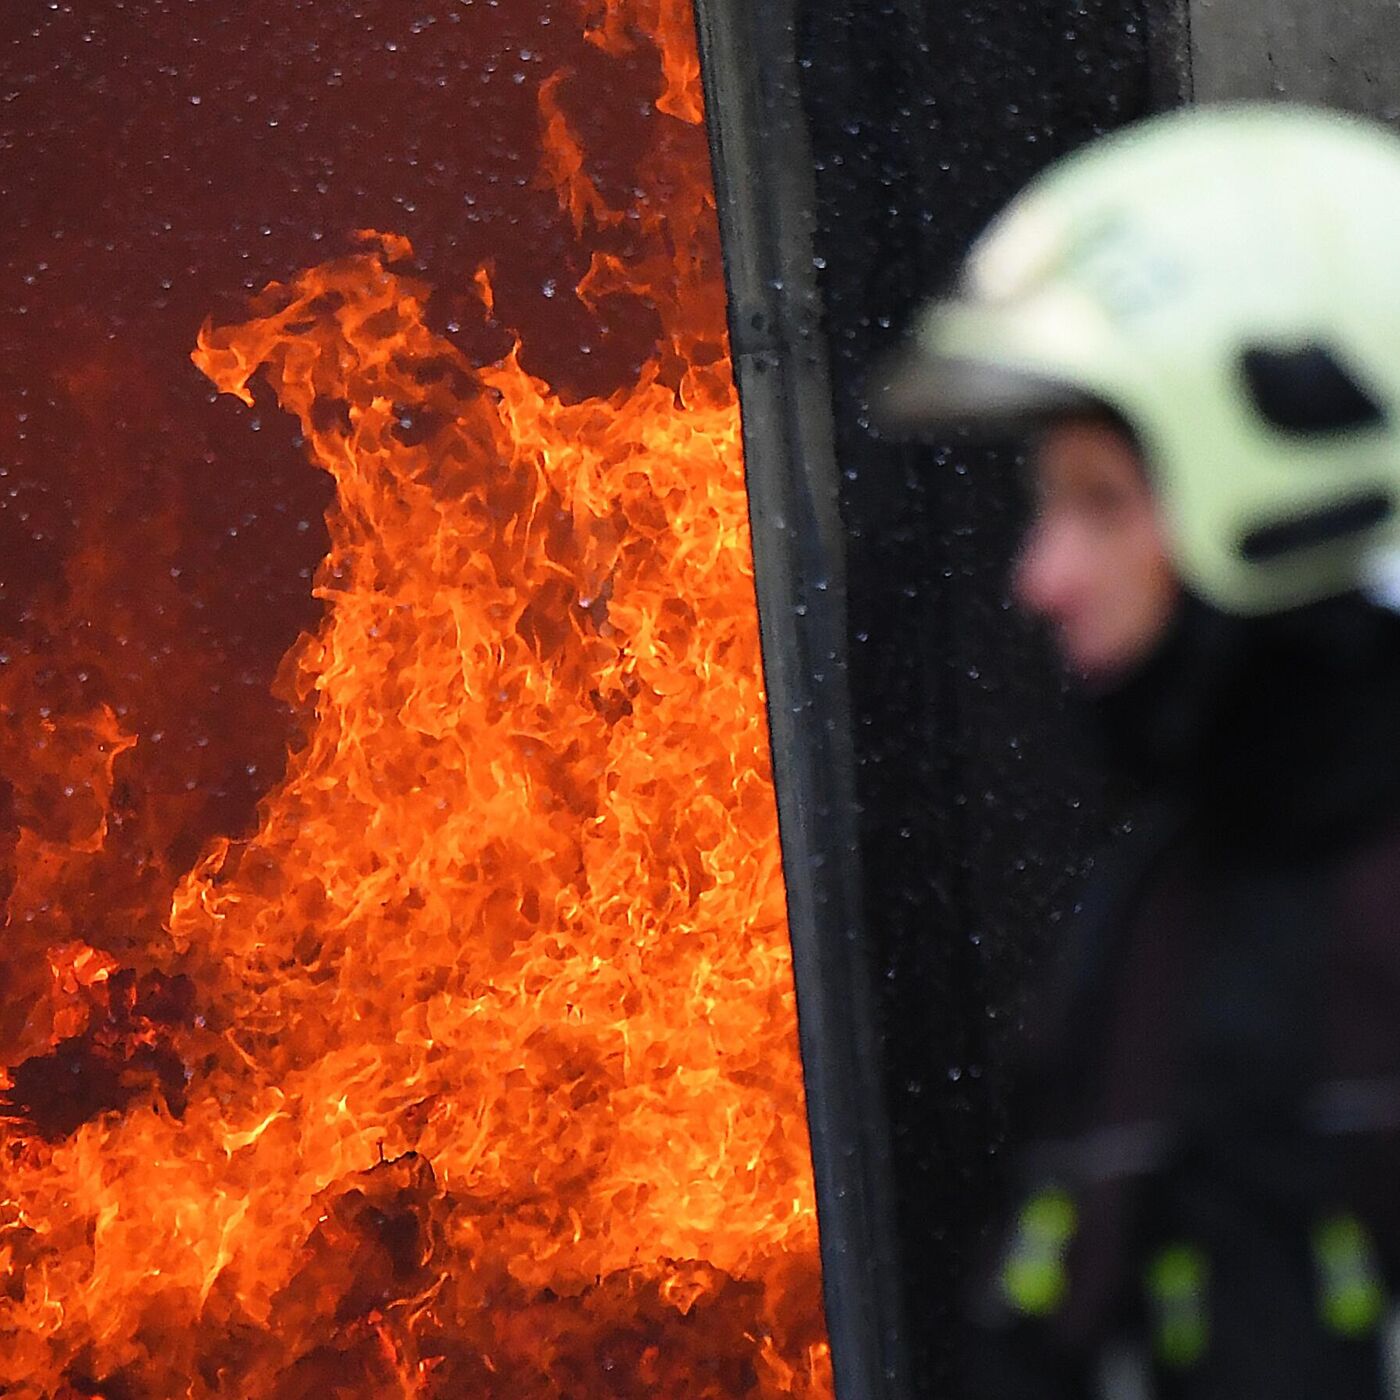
[791,3,1161,1389]
[0,1,830,1392]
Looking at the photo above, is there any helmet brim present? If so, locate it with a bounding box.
[874,346,1099,435]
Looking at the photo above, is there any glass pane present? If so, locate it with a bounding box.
[0,2,830,1394]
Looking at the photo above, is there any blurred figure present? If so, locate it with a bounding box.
[883,106,1400,1399]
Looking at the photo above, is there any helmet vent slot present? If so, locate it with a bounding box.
[1240,492,1394,562]
[1240,344,1385,434]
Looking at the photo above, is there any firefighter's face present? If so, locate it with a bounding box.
[1014,418,1179,683]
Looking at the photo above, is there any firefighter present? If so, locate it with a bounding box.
[882,105,1400,1398]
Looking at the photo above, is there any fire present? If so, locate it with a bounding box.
[0,1,831,1394]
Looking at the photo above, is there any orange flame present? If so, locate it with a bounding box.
[583,0,706,122]
[0,1,831,1393]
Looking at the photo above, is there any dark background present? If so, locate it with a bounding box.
[792,2,1168,1391]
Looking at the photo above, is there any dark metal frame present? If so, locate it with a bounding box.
[691,4,910,1399]
[1151,0,1195,108]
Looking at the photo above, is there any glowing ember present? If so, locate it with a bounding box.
[0,1,830,1394]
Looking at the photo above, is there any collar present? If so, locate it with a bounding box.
[1088,594,1400,858]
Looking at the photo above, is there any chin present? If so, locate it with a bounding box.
[1060,638,1134,688]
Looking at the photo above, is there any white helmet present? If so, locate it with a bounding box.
[884,104,1400,615]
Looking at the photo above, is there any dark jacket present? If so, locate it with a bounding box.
[965,596,1400,1400]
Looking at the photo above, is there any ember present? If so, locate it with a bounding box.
[0,0,831,1395]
